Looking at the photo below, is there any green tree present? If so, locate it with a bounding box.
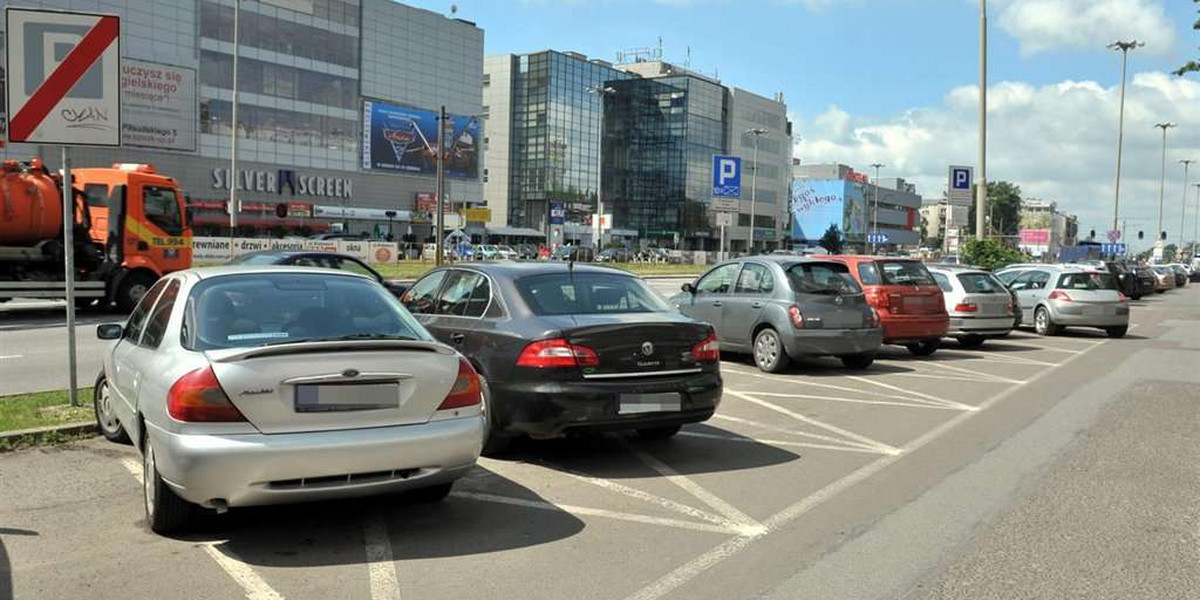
[1176,0,1200,76]
[960,237,1030,271]
[818,224,844,254]
[966,181,1023,238]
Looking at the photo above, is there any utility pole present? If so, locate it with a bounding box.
[976,0,988,242]
[588,86,617,249]
[1193,183,1200,258]
[1179,159,1193,249]
[746,128,768,254]
[435,105,447,266]
[228,0,241,247]
[1155,122,1176,244]
[1108,40,1143,234]
[870,163,884,253]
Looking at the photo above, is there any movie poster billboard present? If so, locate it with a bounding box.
[791,179,866,242]
[121,59,197,151]
[361,99,480,179]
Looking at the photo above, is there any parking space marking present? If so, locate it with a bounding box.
[951,352,1062,367]
[202,543,286,600]
[121,457,143,484]
[0,354,22,360]
[364,512,402,600]
[551,467,740,532]
[739,390,964,411]
[841,376,976,411]
[678,430,886,455]
[626,443,767,537]
[450,491,743,536]
[729,391,900,455]
[723,365,964,401]
[901,359,1026,384]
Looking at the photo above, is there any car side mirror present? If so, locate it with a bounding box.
[682,282,696,294]
[96,323,123,340]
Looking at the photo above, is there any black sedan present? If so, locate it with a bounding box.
[401,262,722,453]
[228,251,409,297]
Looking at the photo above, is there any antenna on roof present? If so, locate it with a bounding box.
[450,4,457,16]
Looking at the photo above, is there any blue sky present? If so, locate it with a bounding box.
[408,0,1200,250]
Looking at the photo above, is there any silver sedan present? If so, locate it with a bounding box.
[94,266,485,534]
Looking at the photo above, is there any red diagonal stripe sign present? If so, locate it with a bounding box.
[8,15,119,142]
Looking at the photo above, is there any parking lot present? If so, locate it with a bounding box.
[2,281,1197,600]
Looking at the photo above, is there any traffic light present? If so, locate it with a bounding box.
[1138,230,1144,240]
[1089,229,1096,240]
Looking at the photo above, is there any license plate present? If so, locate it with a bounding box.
[1083,306,1109,316]
[618,393,681,415]
[295,383,399,413]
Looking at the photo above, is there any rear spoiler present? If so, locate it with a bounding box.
[206,340,449,363]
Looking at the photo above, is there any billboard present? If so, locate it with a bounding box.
[121,59,197,150]
[361,99,480,179]
[791,179,866,242]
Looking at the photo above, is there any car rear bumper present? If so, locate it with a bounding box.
[1048,303,1130,327]
[881,315,950,344]
[147,414,484,508]
[489,370,722,437]
[782,327,883,357]
[947,315,1014,337]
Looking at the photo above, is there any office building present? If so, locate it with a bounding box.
[792,163,921,249]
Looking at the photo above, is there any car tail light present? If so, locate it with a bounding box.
[516,338,600,368]
[167,366,247,423]
[691,333,720,363]
[788,305,805,329]
[437,357,483,410]
[954,302,978,313]
[1048,290,1072,302]
[1117,292,1127,303]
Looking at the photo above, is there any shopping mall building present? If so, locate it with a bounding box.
[2,0,486,241]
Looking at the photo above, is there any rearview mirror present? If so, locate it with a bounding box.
[681,282,696,294]
[96,323,123,340]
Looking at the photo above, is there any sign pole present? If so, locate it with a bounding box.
[719,222,726,262]
[435,105,446,266]
[62,146,78,407]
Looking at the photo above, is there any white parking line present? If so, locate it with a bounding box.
[723,365,963,401]
[841,376,976,411]
[0,354,23,360]
[715,411,901,453]
[737,390,964,411]
[120,458,142,485]
[364,513,402,600]
[729,391,900,455]
[202,544,286,600]
[678,430,887,455]
[904,359,1026,384]
[451,491,744,536]
[626,443,767,537]
[552,467,739,532]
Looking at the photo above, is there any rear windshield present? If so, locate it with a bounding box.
[1056,272,1118,291]
[227,253,281,265]
[516,273,669,315]
[184,273,430,350]
[878,261,937,286]
[785,262,863,295]
[957,272,1005,294]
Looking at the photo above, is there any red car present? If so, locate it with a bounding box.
[828,256,949,356]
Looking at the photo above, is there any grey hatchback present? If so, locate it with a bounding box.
[673,257,883,372]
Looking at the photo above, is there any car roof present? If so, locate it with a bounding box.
[237,250,359,261]
[186,265,374,280]
[926,264,989,274]
[736,255,851,266]
[431,261,638,279]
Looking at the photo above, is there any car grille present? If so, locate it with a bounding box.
[267,468,424,490]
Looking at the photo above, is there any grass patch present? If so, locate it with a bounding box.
[0,389,95,433]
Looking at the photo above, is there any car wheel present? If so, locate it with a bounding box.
[905,339,940,357]
[1130,293,1142,300]
[477,374,513,457]
[408,482,453,503]
[1155,289,1165,294]
[116,272,156,314]
[753,328,791,373]
[1034,307,1061,336]
[957,335,986,349]
[143,435,195,534]
[840,353,875,370]
[635,425,682,440]
[93,373,129,444]
[1105,326,1128,338]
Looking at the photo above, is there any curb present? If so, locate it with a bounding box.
[0,421,98,450]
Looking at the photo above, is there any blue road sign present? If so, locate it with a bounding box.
[948,165,973,203]
[712,155,742,198]
[1100,243,1126,255]
[867,232,890,244]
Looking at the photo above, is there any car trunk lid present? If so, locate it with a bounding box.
[553,314,711,379]
[796,292,872,329]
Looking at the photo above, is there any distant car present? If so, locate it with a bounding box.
[401,263,721,452]
[1007,265,1129,337]
[829,256,949,356]
[927,265,1015,347]
[1166,264,1189,287]
[1131,264,1160,296]
[674,257,882,372]
[596,248,632,263]
[497,245,519,260]
[94,267,484,533]
[308,232,367,241]
[1150,266,1176,293]
[227,251,408,297]
[475,245,500,260]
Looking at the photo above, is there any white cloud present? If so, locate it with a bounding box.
[994,0,1177,55]
[793,71,1200,249]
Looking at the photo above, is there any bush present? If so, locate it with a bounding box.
[960,238,1030,271]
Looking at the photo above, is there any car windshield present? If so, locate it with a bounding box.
[957,272,1005,294]
[185,273,430,350]
[786,262,863,295]
[878,261,937,286]
[516,273,670,315]
[1056,272,1119,291]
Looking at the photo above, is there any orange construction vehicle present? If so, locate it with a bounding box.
[0,158,192,311]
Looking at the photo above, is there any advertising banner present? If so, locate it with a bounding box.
[362,99,480,179]
[550,202,565,225]
[1019,229,1051,244]
[791,180,866,242]
[369,242,398,264]
[191,237,232,262]
[191,237,401,264]
[339,240,370,261]
[121,59,197,150]
[463,207,491,222]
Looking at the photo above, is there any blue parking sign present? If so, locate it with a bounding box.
[712,155,742,198]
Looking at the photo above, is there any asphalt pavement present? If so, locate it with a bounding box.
[0,300,117,395]
[1,280,1197,600]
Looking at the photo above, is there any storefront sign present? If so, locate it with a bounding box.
[462,208,491,222]
[211,168,353,198]
[121,59,197,151]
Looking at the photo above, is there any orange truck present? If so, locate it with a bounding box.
[0,158,192,311]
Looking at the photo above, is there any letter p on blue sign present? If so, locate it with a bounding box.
[712,155,742,198]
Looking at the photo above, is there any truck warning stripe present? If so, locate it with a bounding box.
[8,16,120,142]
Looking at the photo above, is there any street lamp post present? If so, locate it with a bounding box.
[1179,159,1194,249]
[587,86,618,249]
[1154,122,1176,245]
[870,163,884,253]
[435,105,448,266]
[746,128,768,254]
[976,0,988,242]
[1108,40,1143,234]
[1193,183,1200,258]
[228,0,241,244]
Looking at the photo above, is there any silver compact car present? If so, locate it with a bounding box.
[927,265,1015,347]
[94,267,485,534]
[1006,265,1130,337]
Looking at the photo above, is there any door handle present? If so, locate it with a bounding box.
[752,301,764,309]
[712,301,723,307]
[450,333,466,344]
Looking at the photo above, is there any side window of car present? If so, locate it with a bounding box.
[402,271,447,315]
[333,257,376,279]
[695,263,741,294]
[1030,271,1051,289]
[734,263,774,294]
[140,279,181,349]
[931,272,953,293]
[436,271,488,317]
[124,279,169,342]
[857,262,882,285]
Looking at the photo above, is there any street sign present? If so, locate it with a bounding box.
[948,166,973,203]
[5,8,121,146]
[1107,229,1122,243]
[712,155,742,198]
[712,198,739,212]
[1100,243,1126,255]
[462,207,491,222]
[715,212,734,227]
[867,232,890,244]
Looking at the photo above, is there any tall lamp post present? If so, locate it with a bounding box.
[1193,183,1200,258]
[870,163,884,253]
[587,86,618,249]
[975,0,988,241]
[1179,159,1194,249]
[1154,122,1176,245]
[228,0,241,243]
[1108,40,1143,234]
[746,128,768,254]
[435,106,448,266]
